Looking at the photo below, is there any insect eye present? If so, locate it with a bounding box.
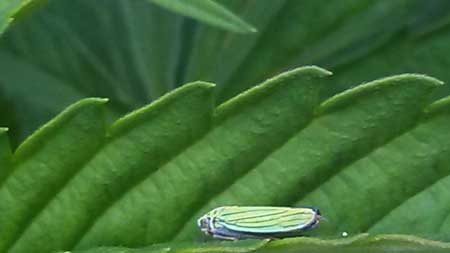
[202,217,211,227]
[198,216,208,228]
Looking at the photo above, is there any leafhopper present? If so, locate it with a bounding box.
[197,206,321,240]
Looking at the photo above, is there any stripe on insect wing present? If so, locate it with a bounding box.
[235,216,309,226]
[224,210,309,224]
[228,217,309,228]
[221,212,314,232]
[230,217,303,227]
[231,211,306,223]
[221,207,286,216]
[225,210,288,222]
[229,222,300,229]
[222,221,301,234]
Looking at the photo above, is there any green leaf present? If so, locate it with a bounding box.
[1,82,215,253]
[0,127,12,184]
[75,66,331,249]
[0,67,449,253]
[148,0,256,33]
[0,50,86,143]
[183,0,450,105]
[0,0,186,144]
[67,239,268,253]
[65,235,450,253]
[1,0,182,104]
[3,0,450,149]
[407,0,450,37]
[329,19,450,100]
[297,96,450,239]
[183,0,286,84]
[211,0,414,102]
[0,98,109,252]
[258,234,450,253]
[1,0,450,252]
[367,97,450,239]
[285,0,414,70]
[173,74,442,241]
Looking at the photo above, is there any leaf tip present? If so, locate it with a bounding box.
[291,65,333,77]
[13,97,108,161]
[178,80,216,97]
[184,81,216,90]
[83,97,109,104]
[397,74,444,87]
[318,73,441,115]
[241,24,258,33]
[424,96,450,116]
[109,81,215,137]
[233,21,258,34]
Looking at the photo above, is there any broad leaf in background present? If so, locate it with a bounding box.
[1,66,450,253]
[190,0,450,102]
[2,0,450,146]
[0,127,11,183]
[0,0,184,145]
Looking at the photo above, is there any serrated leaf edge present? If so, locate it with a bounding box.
[318,74,443,115]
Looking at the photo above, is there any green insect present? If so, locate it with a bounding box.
[197,206,322,240]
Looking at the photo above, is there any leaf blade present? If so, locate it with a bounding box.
[1,68,450,252]
[7,82,215,253]
[183,0,286,85]
[367,97,450,239]
[75,66,332,248]
[174,74,443,241]
[0,127,12,184]
[298,95,450,237]
[0,98,108,252]
[148,0,256,33]
[0,0,186,142]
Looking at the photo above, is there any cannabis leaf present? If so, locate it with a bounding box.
[1,66,449,253]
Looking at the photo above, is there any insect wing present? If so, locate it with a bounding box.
[215,206,316,234]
